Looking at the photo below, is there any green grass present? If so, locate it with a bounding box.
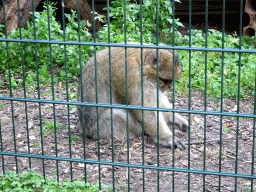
[41,121,67,137]
[43,121,67,131]
[0,103,4,110]
[70,135,79,142]
[41,90,52,97]
[69,105,76,110]
[224,127,231,133]
[32,143,40,148]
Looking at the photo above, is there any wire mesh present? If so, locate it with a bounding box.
[0,0,256,191]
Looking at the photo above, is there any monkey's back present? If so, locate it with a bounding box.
[77,47,132,137]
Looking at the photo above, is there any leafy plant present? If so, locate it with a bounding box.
[97,0,183,44]
[175,29,256,99]
[0,170,111,191]
[0,2,93,88]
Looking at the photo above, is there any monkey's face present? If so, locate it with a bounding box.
[159,78,173,92]
[149,49,182,91]
[159,51,182,91]
[143,48,182,91]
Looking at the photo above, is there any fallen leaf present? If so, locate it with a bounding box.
[224,123,232,127]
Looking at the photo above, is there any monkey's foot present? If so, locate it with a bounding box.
[180,124,189,132]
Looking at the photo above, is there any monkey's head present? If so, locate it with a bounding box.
[143,49,182,92]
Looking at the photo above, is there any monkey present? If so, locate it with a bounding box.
[77,44,188,149]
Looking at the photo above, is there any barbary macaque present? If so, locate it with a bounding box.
[77,44,188,149]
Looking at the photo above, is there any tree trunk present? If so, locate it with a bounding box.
[64,0,101,33]
[0,0,101,35]
[0,0,41,34]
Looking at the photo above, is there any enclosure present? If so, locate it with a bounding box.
[0,0,256,191]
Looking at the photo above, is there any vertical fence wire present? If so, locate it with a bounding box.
[1,0,256,191]
[16,0,31,170]
[61,0,73,182]
[106,0,115,191]
[218,0,226,190]
[139,0,145,191]
[1,1,6,175]
[122,1,130,191]
[155,0,160,191]
[30,0,46,178]
[0,120,4,174]
[46,0,59,183]
[252,63,256,191]
[75,0,87,183]
[90,0,101,190]
[188,0,192,190]
[2,0,19,174]
[235,0,244,190]
[203,0,209,190]
[171,0,176,189]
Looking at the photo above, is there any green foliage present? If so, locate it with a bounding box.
[97,0,183,43]
[0,170,111,191]
[0,1,255,99]
[0,2,93,86]
[175,29,256,99]
[4,70,23,89]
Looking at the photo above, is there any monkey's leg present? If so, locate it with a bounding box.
[93,108,142,140]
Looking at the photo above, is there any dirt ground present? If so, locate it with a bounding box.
[0,78,255,192]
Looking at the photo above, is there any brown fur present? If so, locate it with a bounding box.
[77,44,188,148]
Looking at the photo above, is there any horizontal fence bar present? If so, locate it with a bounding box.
[1,150,256,179]
[0,96,255,118]
[0,38,256,53]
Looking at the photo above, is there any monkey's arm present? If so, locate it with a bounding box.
[130,87,186,149]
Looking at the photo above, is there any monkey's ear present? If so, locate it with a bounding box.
[174,52,180,64]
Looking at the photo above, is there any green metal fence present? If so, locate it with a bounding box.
[0,0,256,191]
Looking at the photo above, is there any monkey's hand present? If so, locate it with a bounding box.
[161,95,188,132]
[174,113,188,132]
[165,112,188,132]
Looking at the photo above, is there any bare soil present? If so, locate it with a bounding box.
[0,80,255,191]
